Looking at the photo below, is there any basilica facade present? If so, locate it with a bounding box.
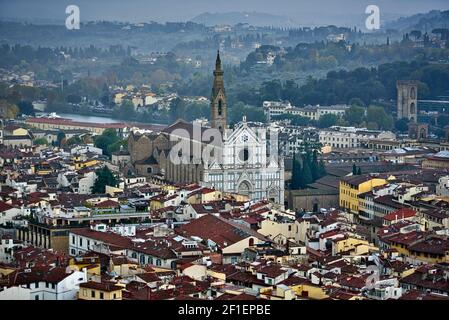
[128,51,284,204]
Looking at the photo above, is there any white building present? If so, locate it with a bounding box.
[70,144,103,156]
[201,53,285,204]
[437,175,449,196]
[202,120,285,204]
[0,202,22,226]
[263,102,348,122]
[319,126,396,150]
[2,267,87,300]
[78,171,97,194]
[0,236,24,263]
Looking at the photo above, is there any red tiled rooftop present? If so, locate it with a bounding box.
[26,117,128,129]
[383,208,416,222]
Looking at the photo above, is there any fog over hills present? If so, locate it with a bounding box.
[385,10,449,31]
[191,12,300,28]
[1,0,449,27]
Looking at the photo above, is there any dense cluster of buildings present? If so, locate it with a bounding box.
[1,54,449,301]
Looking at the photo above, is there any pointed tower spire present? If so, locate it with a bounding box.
[214,50,223,76]
[211,50,227,134]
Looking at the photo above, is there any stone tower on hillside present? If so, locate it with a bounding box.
[397,80,418,123]
[210,51,227,134]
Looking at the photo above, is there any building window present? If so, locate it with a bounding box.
[239,148,249,162]
[100,292,104,300]
[156,259,161,266]
[91,291,95,298]
[218,100,223,116]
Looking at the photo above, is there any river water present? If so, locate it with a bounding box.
[36,112,121,124]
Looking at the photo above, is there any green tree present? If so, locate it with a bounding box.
[34,137,48,145]
[169,98,187,123]
[366,105,394,130]
[291,153,302,190]
[17,100,35,116]
[395,118,409,132]
[66,136,82,146]
[352,163,357,175]
[318,159,326,177]
[344,105,365,126]
[0,99,19,118]
[357,167,362,175]
[318,114,338,128]
[107,139,128,155]
[349,98,365,108]
[311,150,320,181]
[112,100,136,121]
[56,131,66,147]
[92,166,117,194]
[94,128,120,157]
[300,154,313,188]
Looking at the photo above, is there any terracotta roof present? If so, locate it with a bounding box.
[383,208,416,222]
[26,117,128,129]
[408,237,449,255]
[399,289,449,300]
[80,280,123,292]
[136,272,161,283]
[8,266,72,285]
[0,201,14,212]
[176,214,267,248]
[258,265,287,278]
[94,200,120,208]
[71,228,132,249]
[215,293,259,300]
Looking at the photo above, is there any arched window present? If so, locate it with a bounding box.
[239,148,249,162]
[218,100,223,116]
[409,102,416,114]
[156,259,161,266]
[148,257,153,265]
[410,87,416,99]
[420,128,426,139]
[248,238,254,247]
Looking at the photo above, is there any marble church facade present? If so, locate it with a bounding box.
[128,51,284,204]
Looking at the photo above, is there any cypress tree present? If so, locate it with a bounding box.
[352,163,357,175]
[301,155,313,188]
[291,153,302,190]
[357,167,362,175]
[311,149,319,181]
[92,166,117,194]
[318,159,326,177]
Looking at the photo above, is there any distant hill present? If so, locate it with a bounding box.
[191,11,299,28]
[385,10,449,31]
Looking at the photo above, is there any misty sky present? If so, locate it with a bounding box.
[1,0,448,25]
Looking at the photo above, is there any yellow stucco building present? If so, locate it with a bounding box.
[78,281,123,300]
[339,175,391,215]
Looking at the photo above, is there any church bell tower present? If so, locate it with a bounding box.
[211,50,227,134]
